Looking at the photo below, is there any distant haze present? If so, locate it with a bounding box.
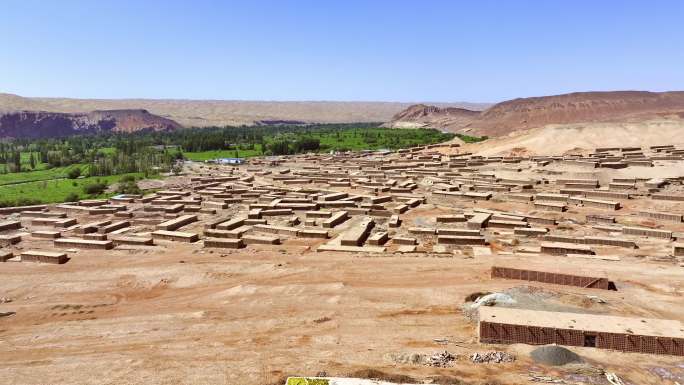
[0,93,491,127]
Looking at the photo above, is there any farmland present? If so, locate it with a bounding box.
[184,148,263,162]
[183,126,454,160]
[0,165,86,186]
[0,173,146,207]
[0,125,453,205]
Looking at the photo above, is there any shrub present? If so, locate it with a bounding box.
[15,198,43,206]
[64,192,80,202]
[0,198,44,208]
[119,175,136,183]
[67,168,82,179]
[116,180,141,195]
[83,182,107,195]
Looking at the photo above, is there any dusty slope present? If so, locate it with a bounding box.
[464,118,684,156]
[0,93,489,128]
[387,91,684,137]
[0,93,53,112]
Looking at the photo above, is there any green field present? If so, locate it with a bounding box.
[184,127,454,161]
[0,164,87,186]
[0,172,146,206]
[0,125,454,205]
[312,127,452,151]
[96,147,117,155]
[184,147,263,161]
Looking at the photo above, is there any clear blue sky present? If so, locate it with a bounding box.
[2,0,683,102]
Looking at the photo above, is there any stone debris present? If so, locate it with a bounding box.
[387,353,426,365]
[470,351,515,363]
[462,292,516,321]
[605,372,626,385]
[385,350,458,367]
[586,295,606,304]
[473,292,516,307]
[427,351,457,367]
[526,373,567,383]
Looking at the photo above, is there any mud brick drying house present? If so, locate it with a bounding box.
[490,266,615,290]
[479,307,684,356]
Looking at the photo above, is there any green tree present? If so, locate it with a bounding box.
[268,140,290,155]
[293,137,320,153]
[13,151,21,172]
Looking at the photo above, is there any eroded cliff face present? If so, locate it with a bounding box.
[386,91,684,136]
[389,104,480,121]
[474,91,684,136]
[0,109,181,139]
[383,104,481,129]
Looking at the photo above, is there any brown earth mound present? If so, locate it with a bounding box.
[530,345,583,366]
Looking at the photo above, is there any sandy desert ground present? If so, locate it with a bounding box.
[1,234,683,385]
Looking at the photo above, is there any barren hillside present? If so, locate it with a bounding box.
[0,93,489,128]
[383,104,480,129]
[387,91,684,137]
[0,109,181,139]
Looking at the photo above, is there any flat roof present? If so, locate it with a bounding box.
[21,250,67,258]
[541,242,593,251]
[479,307,684,338]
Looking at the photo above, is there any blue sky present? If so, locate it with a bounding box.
[2,0,683,102]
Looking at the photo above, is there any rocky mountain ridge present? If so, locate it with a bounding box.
[386,91,684,137]
[0,109,181,139]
